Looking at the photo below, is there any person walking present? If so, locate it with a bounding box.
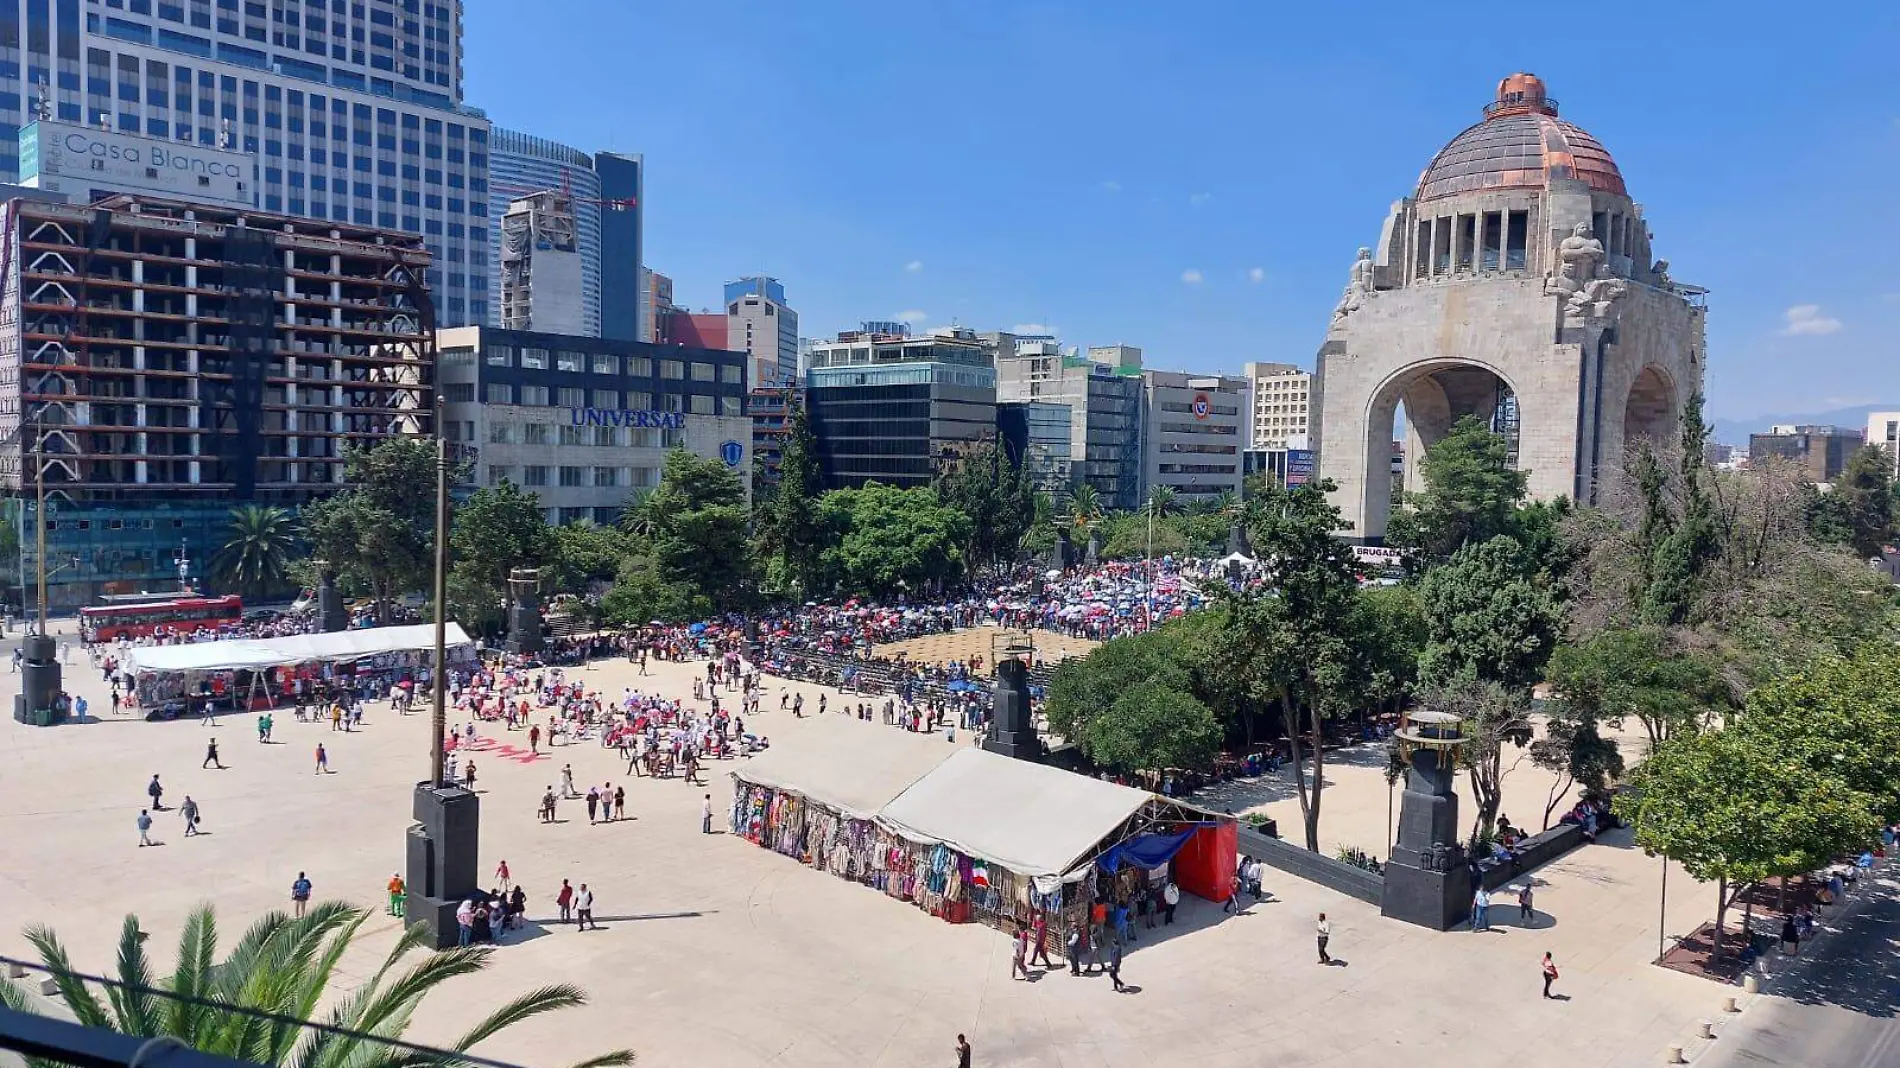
[1162,878,1180,925]
[314,743,329,774]
[1066,923,1084,976]
[1107,938,1126,992]
[702,793,714,834]
[585,786,600,824]
[291,872,313,917]
[613,786,626,821]
[495,859,511,892]
[1541,952,1559,998]
[540,787,557,823]
[455,898,474,947]
[202,738,224,770]
[387,873,405,917]
[137,808,154,847]
[955,1034,971,1068]
[147,774,166,810]
[1316,913,1332,964]
[575,883,596,930]
[1030,914,1054,968]
[1011,925,1029,980]
[562,763,577,799]
[556,879,575,924]
[529,724,540,754]
[1221,872,1244,914]
[1471,886,1491,932]
[181,795,201,837]
[1517,883,1535,926]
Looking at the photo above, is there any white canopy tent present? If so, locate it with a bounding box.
[122,623,473,675]
[876,748,1153,878]
[732,717,957,819]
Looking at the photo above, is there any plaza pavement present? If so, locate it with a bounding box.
[0,623,1745,1067]
[871,627,1100,667]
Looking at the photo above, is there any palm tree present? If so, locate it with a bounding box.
[0,904,634,1068]
[615,490,656,539]
[1066,483,1103,531]
[1143,484,1179,520]
[212,505,297,601]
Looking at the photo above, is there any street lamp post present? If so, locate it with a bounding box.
[13,409,64,726]
[430,401,450,789]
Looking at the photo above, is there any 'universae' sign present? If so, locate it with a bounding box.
[19,120,256,210]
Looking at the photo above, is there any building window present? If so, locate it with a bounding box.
[593,466,617,487]
[662,428,683,448]
[719,395,740,416]
[626,391,652,410]
[631,467,656,488]
[519,385,550,406]
[556,351,584,373]
[591,389,618,409]
[591,354,618,375]
[484,344,513,366]
[719,365,741,385]
[520,347,549,370]
[690,362,714,382]
[488,423,513,444]
[559,465,584,487]
[627,356,652,377]
[689,394,713,415]
[486,465,511,485]
[557,387,584,408]
[594,426,619,447]
[523,423,550,446]
[442,382,474,402]
[484,383,512,404]
[523,465,549,486]
[559,425,584,447]
[660,360,683,380]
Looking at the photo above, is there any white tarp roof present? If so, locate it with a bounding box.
[122,623,471,674]
[732,716,956,819]
[876,747,1153,877]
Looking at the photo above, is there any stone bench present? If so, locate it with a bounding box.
[1477,823,1586,891]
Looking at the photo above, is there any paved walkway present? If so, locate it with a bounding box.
[0,627,1746,1067]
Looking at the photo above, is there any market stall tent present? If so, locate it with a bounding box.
[876,748,1154,878]
[122,623,474,674]
[731,715,956,819]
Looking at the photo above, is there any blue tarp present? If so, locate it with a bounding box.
[1095,828,1199,873]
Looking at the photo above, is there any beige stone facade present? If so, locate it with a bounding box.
[1314,73,1705,541]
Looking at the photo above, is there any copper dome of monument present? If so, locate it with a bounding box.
[1415,74,1626,201]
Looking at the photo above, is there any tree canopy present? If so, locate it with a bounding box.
[814,482,971,598]
[1388,414,1529,564]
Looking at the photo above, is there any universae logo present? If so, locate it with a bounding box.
[720,441,744,468]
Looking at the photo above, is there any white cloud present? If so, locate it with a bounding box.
[1101,180,1122,193]
[1180,269,1204,285]
[1012,323,1054,336]
[1189,192,1214,207]
[1247,267,1266,284]
[904,260,924,273]
[1780,304,1843,336]
[896,309,929,324]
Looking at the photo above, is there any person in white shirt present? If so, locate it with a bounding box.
[1316,913,1332,964]
[574,883,597,930]
[455,898,475,948]
[702,793,715,834]
[1162,879,1180,925]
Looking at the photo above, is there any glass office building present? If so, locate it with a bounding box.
[0,0,492,326]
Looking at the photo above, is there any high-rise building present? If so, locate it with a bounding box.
[994,341,1143,510]
[4,0,495,327]
[997,401,1075,498]
[1141,370,1247,502]
[1244,361,1312,449]
[596,152,644,342]
[0,194,435,606]
[748,386,801,487]
[643,268,675,342]
[498,191,585,335]
[488,128,603,337]
[726,276,796,387]
[1086,345,1143,373]
[804,328,995,489]
[1749,425,1862,483]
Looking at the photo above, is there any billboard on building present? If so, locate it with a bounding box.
[18,121,256,209]
[1285,448,1316,486]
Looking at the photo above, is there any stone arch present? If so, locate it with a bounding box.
[1622,363,1678,449]
[1359,357,1522,542]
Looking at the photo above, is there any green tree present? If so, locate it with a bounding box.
[211,504,298,601]
[1732,643,1900,822]
[814,482,970,597]
[1617,728,1880,962]
[937,440,1036,572]
[614,449,757,613]
[1076,680,1223,775]
[1066,483,1103,531]
[0,903,631,1068]
[1046,628,1193,743]
[1213,480,1367,850]
[546,519,631,596]
[1528,705,1625,830]
[300,437,447,624]
[1388,414,1528,564]
[448,481,555,632]
[768,398,826,593]
[1415,535,1561,694]
[1543,627,1727,750]
[1833,443,1895,559]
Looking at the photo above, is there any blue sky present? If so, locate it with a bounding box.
[466,2,1900,422]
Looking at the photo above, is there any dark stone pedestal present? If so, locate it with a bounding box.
[505,569,544,655]
[317,577,348,633]
[12,634,62,725]
[1379,747,1471,930]
[404,782,480,948]
[981,657,1040,761]
[1049,529,1074,572]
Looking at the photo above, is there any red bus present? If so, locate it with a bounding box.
[80,594,244,643]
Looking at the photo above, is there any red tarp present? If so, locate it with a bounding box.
[1172,821,1238,902]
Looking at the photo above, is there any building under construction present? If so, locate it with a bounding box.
[0,194,435,607]
[499,190,586,336]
